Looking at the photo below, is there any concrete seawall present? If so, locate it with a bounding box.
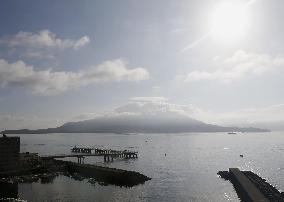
[229,168,269,202]
[56,160,151,187]
[218,168,284,202]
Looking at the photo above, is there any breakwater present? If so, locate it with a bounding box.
[0,157,151,188]
[58,160,151,187]
[218,168,284,202]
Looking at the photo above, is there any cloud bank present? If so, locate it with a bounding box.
[72,97,206,123]
[72,97,284,131]
[0,59,149,95]
[2,97,284,131]
[0,29,90,50]
[181,50,284,82]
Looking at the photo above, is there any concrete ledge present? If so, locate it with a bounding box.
[229,168,269,202]
[56,160,151,187]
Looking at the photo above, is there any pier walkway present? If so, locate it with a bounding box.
[41,147,138,163]
[229,168,269,202]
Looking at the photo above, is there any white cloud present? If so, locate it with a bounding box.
[181,50,284,82]
[111,98,284,129]
[70,97,204,121]
[112,97,205,120]
[0,59,149,95]
[0,30,90,50]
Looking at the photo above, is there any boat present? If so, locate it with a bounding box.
[227,132,237,134]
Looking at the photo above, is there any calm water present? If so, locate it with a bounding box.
[3,132,284,202]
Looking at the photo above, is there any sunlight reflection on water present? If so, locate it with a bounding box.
[12,132,284,202]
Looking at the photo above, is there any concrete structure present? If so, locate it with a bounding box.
[59,160,151,187]
[229,168,269,202]
[0,136,20,175]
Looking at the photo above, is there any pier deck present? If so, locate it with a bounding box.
[41,147,138,163]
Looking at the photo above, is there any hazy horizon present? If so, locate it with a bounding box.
[2,96,283,132]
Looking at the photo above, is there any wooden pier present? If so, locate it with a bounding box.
[71,147,93,153]
[41,147,138,163]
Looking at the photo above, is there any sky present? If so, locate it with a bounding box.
[1,0,284,130]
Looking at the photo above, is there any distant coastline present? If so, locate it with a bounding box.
[2,117,270,134]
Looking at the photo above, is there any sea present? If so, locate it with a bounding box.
[1,132,284,202]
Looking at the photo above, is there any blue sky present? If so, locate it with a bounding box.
[1,0,284,130]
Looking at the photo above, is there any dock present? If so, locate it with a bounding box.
[41,147,138,163]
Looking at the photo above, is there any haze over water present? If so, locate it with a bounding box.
[14,132,284,202]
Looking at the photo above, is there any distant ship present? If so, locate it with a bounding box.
[227,132,237,134]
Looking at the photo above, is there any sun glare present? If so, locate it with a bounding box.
[209,1,249,42]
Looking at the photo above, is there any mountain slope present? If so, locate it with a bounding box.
[2,99,270,134]
[2,114,269,134]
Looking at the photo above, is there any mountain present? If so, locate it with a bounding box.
[1,114,269,134]
[1,99,270,134]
